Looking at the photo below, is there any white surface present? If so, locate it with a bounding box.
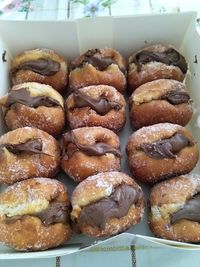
[0,12,200,260]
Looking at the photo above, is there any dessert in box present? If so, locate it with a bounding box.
[0,12,200,259]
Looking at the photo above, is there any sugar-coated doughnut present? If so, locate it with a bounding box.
[129,79,192,129]
[66,85,126,132]
[69,48,127,93]
[149,174,200,243]
[0,82,65,136]
[128,44,188,93]
[0,178,71,251]
[10,48,68,94]
[61,127,121,182]
[126,123,199,183]
[0,127,61,184]
[71,171,144,237]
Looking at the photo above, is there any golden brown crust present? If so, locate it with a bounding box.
[128,44,186,93]
[10,48,68,94]
[66,85,126,132]
[126,123,199,183]
[71,171,145,237]
[149,174,200,243]
[0,127,61,184]
[0,178,71,251]
[61,127,121,182]
[69,48,127,93]
[0,82,65,136]
[129,79,193,129]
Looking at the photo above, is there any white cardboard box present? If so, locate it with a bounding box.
[0,12,200,259]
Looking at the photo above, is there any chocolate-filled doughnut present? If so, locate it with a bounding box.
[61,127,121,182]
[10,48,68,94]
[128,44,188,93]
[126,123,199,183]
[149,174,200,243]
[71,171,144,237]
[65,85,126,132]
[0,178,71,251]
[69,48,127,93]
[0,82,65,136]
[0,127,61,184]
[129,79,193,129]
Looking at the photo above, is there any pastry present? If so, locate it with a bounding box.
[71,171,144,237]
[128,44,188,93]
[0,127,61,184]
[129,79,193,129]
[0,82,65,136]
[10,48,68,94]
[149,174,200,243]
[61,127,121,182]
[65,85,126,132]
[69,48,127,93]
[126,123,199,183]
[0,177,71,251]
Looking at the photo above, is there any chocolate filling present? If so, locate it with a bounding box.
[0,139,46,155]
[171,194,200,224]
[4,88,61,109]
[77,184,142,230]
[12,58,60,76]
[73,89,121,116]
[63,131,121,158]
[161,90,190,105]
[5,202,69,225]
[131,48,188,73]
[72,48,126,75]
[140,133,192,159]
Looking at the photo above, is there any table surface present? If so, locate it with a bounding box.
[0,1,200,266]
[0,0,200,20]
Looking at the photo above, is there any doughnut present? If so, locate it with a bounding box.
[61,127,121,182]
[10,48,68,94]
[0,178,71,251]
[0,82,65,136]
[69,48,127,93]
[128,44,188,93]
[129,79,193,129]
[149,174,200,243]
[0,127,61,184]
[70,171,144,237]
[126,123,199,183]
[65,85,126,132]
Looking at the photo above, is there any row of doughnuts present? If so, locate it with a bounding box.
[10,45,188,95]
[0,79,193,135]
[0,172,145,250]
[0,121,198,185]
[0,42,198,251]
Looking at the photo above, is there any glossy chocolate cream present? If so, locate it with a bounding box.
[0,139,46,155]
[63,131,121,158]
[131,48,188,73]
[171,194,200,224]
[161,90,190,105]
[73,89,121,115]
[4,88,61,109]
[140,133,192,159]
[11,58,60,76]
[72,49,126,74]
[77,184,142,229]
[5,202,69,226]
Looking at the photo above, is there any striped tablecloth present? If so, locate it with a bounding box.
[2,235,200,267]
